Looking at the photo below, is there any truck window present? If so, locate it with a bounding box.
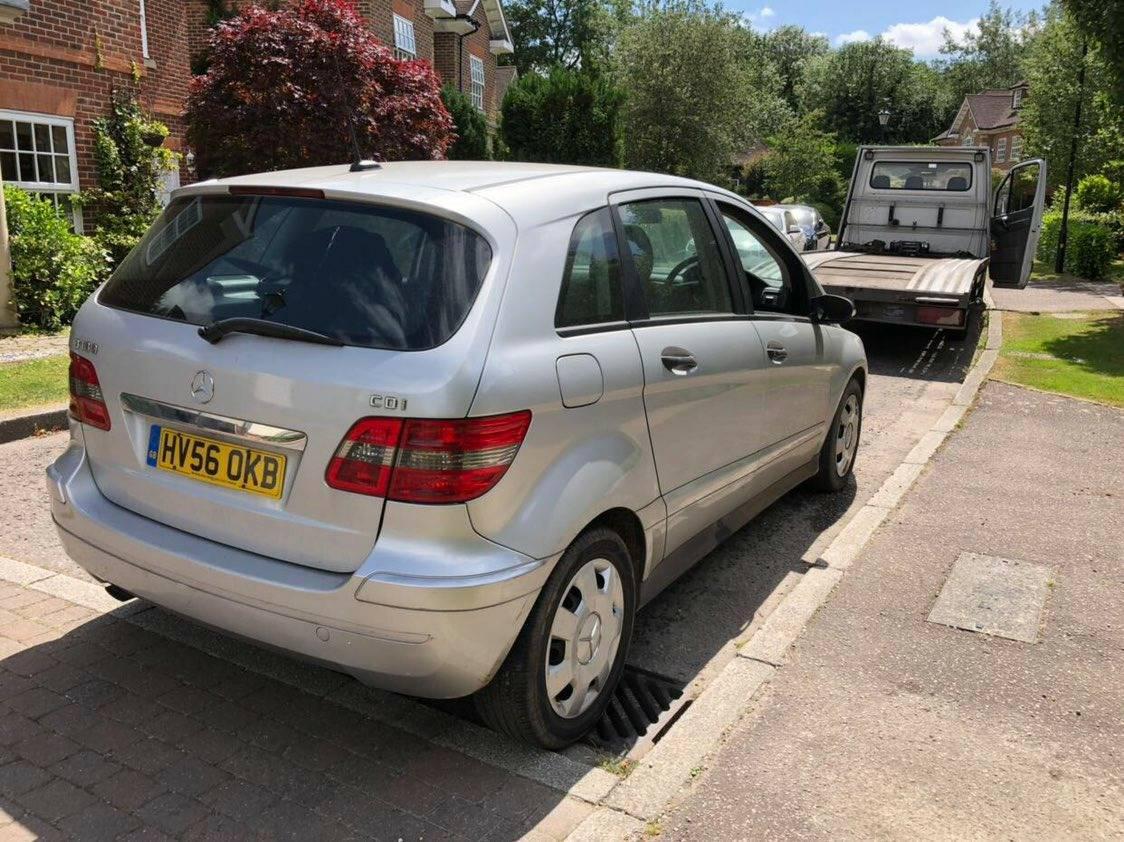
[870,162,973,192]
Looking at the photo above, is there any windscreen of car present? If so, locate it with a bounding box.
[99,194,493,351]
[870,161,973,191]
[786,207,815,227]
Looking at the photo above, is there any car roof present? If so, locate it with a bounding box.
[180,161,742,227]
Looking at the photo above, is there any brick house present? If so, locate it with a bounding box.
[933,82,1029,172]
[0,0,513,231]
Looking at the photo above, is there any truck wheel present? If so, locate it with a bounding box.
[810,379,863,492]
[474,528,636,749]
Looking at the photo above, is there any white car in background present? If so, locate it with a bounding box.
[758,206,806,250]
[775,204,832,251]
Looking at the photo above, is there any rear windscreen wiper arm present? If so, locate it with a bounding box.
[198,318,345,347]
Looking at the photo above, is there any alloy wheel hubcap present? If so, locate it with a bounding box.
[834,394,860,477]
[545,558,624,719]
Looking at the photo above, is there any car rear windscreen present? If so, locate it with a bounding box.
[99,194,493,351]
[869,161,973,191]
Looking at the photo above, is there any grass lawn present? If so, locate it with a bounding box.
[0,355,69,413]
[993,311,1124,408]
[1029,259,1124,288]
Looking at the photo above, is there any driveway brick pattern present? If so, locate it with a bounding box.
[0,583,589,840]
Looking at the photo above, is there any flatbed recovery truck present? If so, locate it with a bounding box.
[804,145,1046,330]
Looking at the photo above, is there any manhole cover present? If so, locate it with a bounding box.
[928,552,1052,643]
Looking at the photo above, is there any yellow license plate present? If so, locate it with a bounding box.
[146,425,286,499]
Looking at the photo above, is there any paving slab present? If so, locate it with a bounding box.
[661,381,1124,840]
[992,278,1124,312]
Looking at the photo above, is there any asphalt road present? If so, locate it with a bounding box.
[0,315,984,688]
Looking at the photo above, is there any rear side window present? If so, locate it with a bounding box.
[100,194,493,351]
[555,208,624,328]
[870,162,973,191]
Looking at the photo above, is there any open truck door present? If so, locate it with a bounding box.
[990,159,1047,288]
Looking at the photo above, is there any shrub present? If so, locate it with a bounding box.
[500,68,621,167]
[1075,174,1123,213]
[442,86,489,160]
[81,93,177,269]
[1037,209,1117,279]
[4,187,108,330]
[186,0,453,178]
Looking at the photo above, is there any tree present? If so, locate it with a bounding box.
[1020,3,1124,190]
[185,0,453,178]
[800,39,951,143]
[759,25,829,110]
[503,0,609,75]
[939,2,1037,107]
[615,0,786,183]
[81,93,177,268]
[500,67,621,166]
[1060,0,1124,106]
[442,86,489,160]
[763,111,842,204]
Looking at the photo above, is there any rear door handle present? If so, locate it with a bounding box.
[766,342,788,363]
[660,347,698,375]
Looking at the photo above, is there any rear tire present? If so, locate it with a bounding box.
[810,378,863,492]
[474,527,636,749]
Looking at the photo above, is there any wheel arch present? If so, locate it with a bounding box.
[581,507,647,591]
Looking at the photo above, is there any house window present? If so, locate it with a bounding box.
[1010,135,1023,163]
[996,138,1007,163]
[470,54,485,111]
[392,14,416,60]
[0,110,82,231]
[961,133,974,147]
[139,0,149,59]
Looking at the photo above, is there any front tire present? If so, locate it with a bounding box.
[810,378,863,492]
[474,527,636,749]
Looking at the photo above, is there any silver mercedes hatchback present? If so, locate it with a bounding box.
[48,162,867,748]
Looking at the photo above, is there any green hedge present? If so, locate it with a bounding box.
[442,85,489,161]
[4,186,108,330]
[1037,209,1117,280]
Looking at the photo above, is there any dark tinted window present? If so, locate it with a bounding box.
[100,194,492,351]
[618,198,733,317]
[870,161,973,191]
[555,208,624,328]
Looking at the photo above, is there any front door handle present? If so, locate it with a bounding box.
[766,342,788,363]
[660,347,698,375]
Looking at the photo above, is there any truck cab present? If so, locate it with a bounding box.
[805,146,1046,330]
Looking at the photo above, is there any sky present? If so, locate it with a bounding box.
[732,0,1044,58]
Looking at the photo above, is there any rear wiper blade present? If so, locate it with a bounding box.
[198,318,345,347]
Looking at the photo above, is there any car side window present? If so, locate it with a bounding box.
[617,198,733,317]
[716,203,798,315]
[555,207,624,328]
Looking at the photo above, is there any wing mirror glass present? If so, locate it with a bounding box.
[809,294,855,324]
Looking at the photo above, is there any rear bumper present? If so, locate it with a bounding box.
[47,434,549,698]
[824,285,973,330]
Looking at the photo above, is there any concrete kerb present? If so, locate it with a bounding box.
[0,406,68,444]
[0,290,1007,839]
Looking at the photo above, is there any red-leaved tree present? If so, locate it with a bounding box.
[185,0,454,178]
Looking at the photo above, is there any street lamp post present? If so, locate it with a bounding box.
[878,108,891,144]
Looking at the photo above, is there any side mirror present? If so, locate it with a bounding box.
[809,294,855,324]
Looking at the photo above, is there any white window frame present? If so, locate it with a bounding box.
[996,137,1007,163]
[139,0,150,59]
[1010,135,1023,163]
[469,54,485,112]
[0,109,83,232]
[392,13,416,60]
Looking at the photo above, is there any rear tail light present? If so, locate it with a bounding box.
[68,352,111,430]
[325,410,531,504]
[917,306,964,327]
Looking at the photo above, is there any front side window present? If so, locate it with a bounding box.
[0,110,82,231]
[718,203,798,315]
[555,208,623,328]
[618,198,732,318]
[870,161,973,192]
[994,161,1041,217]
[393,14,416,60]
[470,55,485,111]
[100,194,493,351]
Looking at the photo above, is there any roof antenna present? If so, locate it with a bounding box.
[331,50,380,173]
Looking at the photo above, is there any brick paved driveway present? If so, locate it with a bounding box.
[0,581,593,841]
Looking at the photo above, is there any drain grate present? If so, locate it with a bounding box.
[584,665,687,757]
